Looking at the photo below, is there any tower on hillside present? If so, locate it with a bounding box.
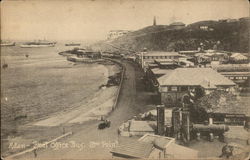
[153,16,156,26]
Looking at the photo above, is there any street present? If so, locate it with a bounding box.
[17,60,155,159]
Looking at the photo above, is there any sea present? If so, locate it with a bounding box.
[1,42,109,138]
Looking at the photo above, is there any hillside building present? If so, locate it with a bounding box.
[169,22,185,29]
[107,30,131,40]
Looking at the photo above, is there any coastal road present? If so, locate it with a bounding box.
[17,60,155,159]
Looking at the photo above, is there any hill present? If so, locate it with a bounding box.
[94,17,250,54]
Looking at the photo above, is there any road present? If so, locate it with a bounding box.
[16,60,155,159]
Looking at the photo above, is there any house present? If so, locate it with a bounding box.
[213,64,250,87]
[179,50,200,57]
[195,51,228,65]
[219,72,250,87]
[138,134,198,159]
[153,59,181,69]
[230,53,248,63]
[111,134,198,159]
[157,68,236,106]
[107,30,131,40]
[135,51,182,71]
[169,22,185,29]
[196,90,250,126]
[110,137,154,159]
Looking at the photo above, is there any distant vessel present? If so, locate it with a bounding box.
[20,40,56,48]
[0,41,15,47]
[65,43,81,46]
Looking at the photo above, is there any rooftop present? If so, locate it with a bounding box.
[157,68,235,86]
[129,120,156,132]
[169,22,185,26]
[139,134,198,159]
[231,53,248,60]
[110,137,153,158]
[143,51,181,57]
[179,50,200,54]
[139,134,174,150]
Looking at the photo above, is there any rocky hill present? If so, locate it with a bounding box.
[95,17,250,54]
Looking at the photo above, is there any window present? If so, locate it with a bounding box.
[238,77,243,79]
[167,87,172,91]
[172,86,178,91]
[229,77,234,80]
[180,86,188,91]
[243,77,248,79]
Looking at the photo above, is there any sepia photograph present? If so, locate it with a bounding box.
[1,0,250,159]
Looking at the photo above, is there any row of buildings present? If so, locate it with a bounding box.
[109,47,249,159]
[133,49,250,124]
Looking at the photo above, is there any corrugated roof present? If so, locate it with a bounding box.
[158,68,235,86]
[111,137,153,158]
[129,120,156,132]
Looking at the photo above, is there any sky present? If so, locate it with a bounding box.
[1,0,249,41]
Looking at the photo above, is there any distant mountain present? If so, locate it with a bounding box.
[94,17,250,54]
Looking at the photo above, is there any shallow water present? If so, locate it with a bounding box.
[1,43,108,135]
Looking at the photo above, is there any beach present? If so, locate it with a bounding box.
[1,43,121,156]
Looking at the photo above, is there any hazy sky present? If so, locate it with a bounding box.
[1,0,249,41]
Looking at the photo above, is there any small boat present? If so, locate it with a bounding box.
[20,40,56,48]
[65,43,81,46]
[0,41,15,47]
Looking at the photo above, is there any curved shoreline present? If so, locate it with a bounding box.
[1,58,124,158]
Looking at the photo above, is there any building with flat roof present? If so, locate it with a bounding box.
[157,68,236,106]
[135,51,183,71]
[107,30,131,40]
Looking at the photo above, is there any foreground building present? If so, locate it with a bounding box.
[110,134,198,159]
[157,68,236,106]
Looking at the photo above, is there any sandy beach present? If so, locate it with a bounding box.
[1,44,122,157]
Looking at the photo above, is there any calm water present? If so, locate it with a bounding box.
[1,43,108,133]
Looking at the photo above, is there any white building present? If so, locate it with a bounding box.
[107,30,131,40]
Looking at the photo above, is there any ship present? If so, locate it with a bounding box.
[65,43,81,46]
[20,40,56,48]
[0,41,15,47]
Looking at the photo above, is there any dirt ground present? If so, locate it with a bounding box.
[12,59,155,159]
